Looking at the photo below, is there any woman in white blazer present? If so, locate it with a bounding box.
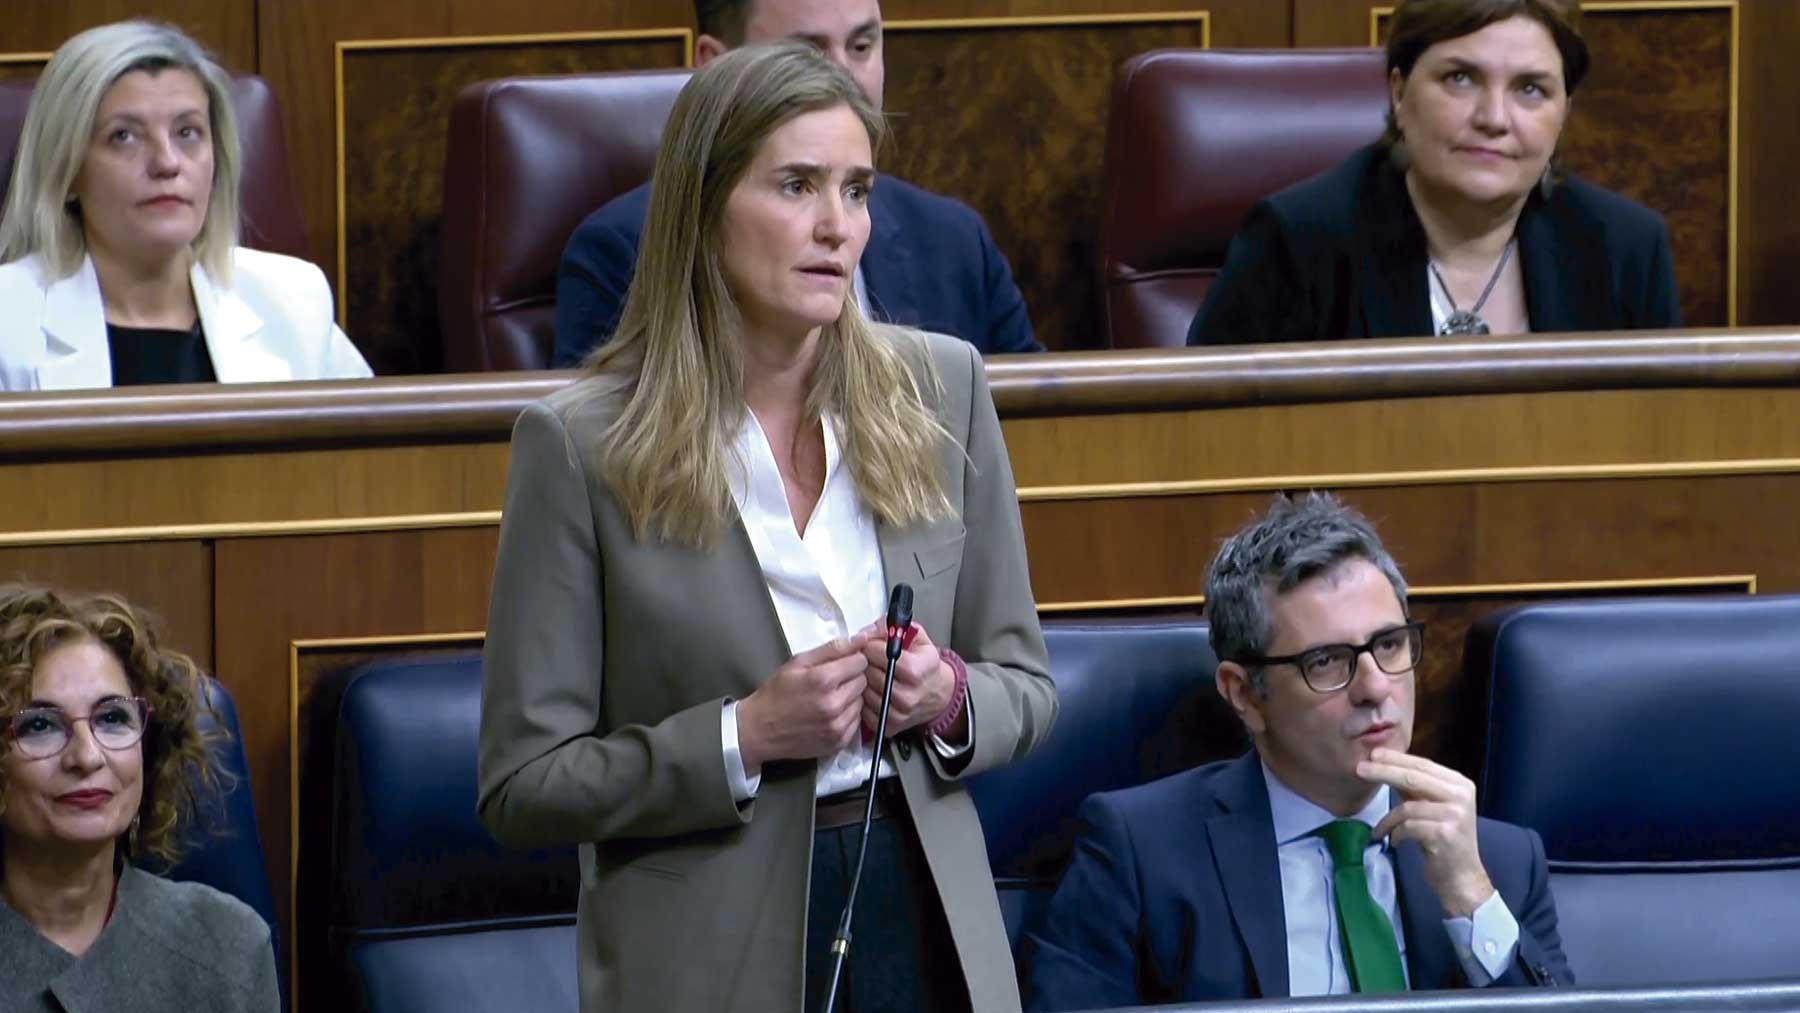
[0,20,370,391]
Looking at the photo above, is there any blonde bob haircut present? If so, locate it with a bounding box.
[589,40,951,546]
[0,20,242,283]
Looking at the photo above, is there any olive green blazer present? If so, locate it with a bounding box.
[478,328,1057,1013]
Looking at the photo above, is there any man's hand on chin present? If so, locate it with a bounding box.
[1361,748,1495,917]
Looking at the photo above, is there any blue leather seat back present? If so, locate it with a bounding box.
[1468,595,1800,986]
[330,651,579,1011]
[969,617,1243,948]
[350,924,579,1013]
[155,676,281,941]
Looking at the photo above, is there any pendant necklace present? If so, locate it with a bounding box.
[1430,238,1514,336]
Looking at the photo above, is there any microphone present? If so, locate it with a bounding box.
[821,583,913,1013]
[885,583,914,662]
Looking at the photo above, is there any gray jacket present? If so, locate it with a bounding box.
[0,864,278,1012]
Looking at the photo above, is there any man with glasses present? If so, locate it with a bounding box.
[1023,493,1570,1010]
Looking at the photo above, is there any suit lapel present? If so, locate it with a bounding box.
[34,257,113,390]
[1355,155,1434,339]
[1393,839,1462,989]
[1207,754,1290,997]
[860,183,917,328]
[1517,190,1611,334]
[192,261,291,382]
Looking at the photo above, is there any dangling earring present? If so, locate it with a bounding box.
[1388,133,1411,174]
[127,814,140,855]
[1538,162,1556,200]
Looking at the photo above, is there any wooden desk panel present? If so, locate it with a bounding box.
[0,332,1795,1004]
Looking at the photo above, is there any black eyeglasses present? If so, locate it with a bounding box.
[1239,621,1425,694]
[2,697,153,760]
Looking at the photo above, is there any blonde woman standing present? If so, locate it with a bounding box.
[478,40,1055,1013]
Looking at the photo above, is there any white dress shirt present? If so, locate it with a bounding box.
[719,410,967,801]
[1262,763,1520,995]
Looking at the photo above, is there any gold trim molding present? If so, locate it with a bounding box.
[1037,573,1755,613]
[0,511,501,548]
[1016,455,1800,503]
[1369,0,1740,325]
[332,27,695,329]
[1,453,1796,547]
[0,51,53,66]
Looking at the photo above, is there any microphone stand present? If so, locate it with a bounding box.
[820,584,912,1013]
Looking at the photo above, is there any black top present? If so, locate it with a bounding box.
[1187,143,1683,345]
[106,319,217,386]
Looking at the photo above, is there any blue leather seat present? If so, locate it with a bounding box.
[969,617,1243,949]
[1467,595,1800,987]
[326,652,579,1012]
[150,676,283,1004]
[316,620,1240,1007]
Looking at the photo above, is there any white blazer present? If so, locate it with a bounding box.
[0,247,372,391]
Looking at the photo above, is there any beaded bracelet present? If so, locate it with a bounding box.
[927,648,970,739]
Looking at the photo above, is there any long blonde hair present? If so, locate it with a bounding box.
[0,20,242,283]
[589,40,950,545]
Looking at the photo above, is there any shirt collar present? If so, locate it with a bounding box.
[1261,758,1393,847]
[727,409,845,514]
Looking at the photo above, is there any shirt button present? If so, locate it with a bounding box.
[1484,940,1498,956]
[835,754,851,771]
[816,606,834,621]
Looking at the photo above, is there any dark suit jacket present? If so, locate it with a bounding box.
[1021,752,1571,1012]
[1187,143,1681,345]
[553,176,1041,366]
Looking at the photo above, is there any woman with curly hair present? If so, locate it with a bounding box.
[0,585,277,1011]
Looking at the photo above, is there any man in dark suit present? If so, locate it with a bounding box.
[1023,493,1571,1011]
[551,0,1041,367]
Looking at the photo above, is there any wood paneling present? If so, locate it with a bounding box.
[212,529,497,993]
[10,1,1798,361]
[0,339,1793,1000]
[340,34,688,375]
[0,541,213,668]
[0,1,255,72]
[254,0,694,343]
[885,16,1205,351]
[1734,0,1800,326]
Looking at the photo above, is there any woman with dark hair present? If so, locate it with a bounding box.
[0,585,277,1011]
[1189,0,1680,345]
[478,39,1055,1013]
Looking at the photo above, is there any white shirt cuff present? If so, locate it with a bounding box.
[721,700,761,802]
[1444,889,1520,986]
[926,689,974,758]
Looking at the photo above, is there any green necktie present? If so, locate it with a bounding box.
[1315,819,1408,993]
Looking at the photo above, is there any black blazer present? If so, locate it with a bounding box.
[1020,752,1571,1011]
[1187,144,1681,344]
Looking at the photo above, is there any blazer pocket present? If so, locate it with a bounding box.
[616,857,687,883]
[914,529,967,583]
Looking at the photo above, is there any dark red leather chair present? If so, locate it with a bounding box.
[1098,49,1389,348]
[438,69,690,373]
[0,74,310,263]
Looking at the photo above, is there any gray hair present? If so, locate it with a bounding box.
[0,20,241,282]
[1206,493,1409,694]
